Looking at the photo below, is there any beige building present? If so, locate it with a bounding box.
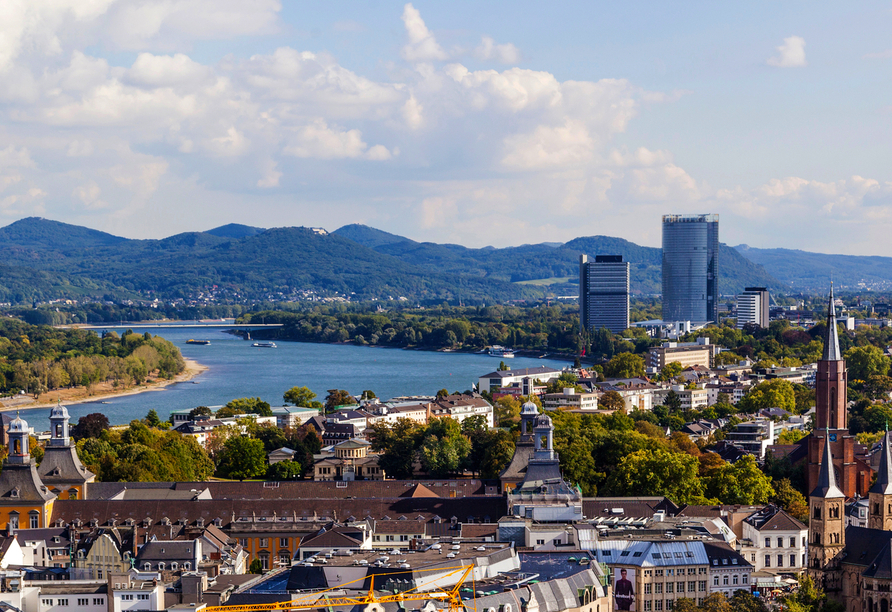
[542,388,599,411]
[312,439,385,481]
[648,339,713,370]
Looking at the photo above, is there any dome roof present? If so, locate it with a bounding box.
[534,413,553,429]
[50,402,70,419]
[521,401,539,415]
[8,413,28,434]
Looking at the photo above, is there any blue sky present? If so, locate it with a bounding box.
[1,1,891,254]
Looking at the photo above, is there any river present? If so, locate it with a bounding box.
[17,323,566,431]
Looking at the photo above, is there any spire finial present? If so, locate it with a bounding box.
[822,283,842,361]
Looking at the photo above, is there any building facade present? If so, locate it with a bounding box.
[662,214,719,324]
[579,254,630,334]
[736,287,770,329]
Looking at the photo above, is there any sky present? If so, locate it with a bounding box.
[1,1,891,254]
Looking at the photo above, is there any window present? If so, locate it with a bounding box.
[280,538,289,548]
[742,575,748,584]
[713,576,719,586]
[688,581,695,592]
[698,581,706,592]
[645,585,652,595]
[536,539,545,545]
[791,554,797,567]
[386,535,394,542]
[777,555,784,568]
[677,582,684,593]
[158,562,165,570]
[42,600,53,607]
[143,563,151,571]
[655,570,663,577]
[813,507,822,520]
[239,538,248,547]
[789,537,797,548]
[732,575,739,585]
[400,535,409,542]
[122,595,134,601]
[723,575,728,585]
[93,599,104,606]
[644,601,652,612]
[656,584,663,594]
[30,514,39,529]
[137,594,149,600]
[764,555,770,568]
[656,601,663,611]
[666,584,674,594]
[260,555,269,570]
[764,537,770,548]
[259,538,269,548]
[78,599,88,606]
[8,515,18,530]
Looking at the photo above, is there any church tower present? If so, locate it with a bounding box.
[0,414,56,530]
[807,286,868,498]
[868,431,892,530]
[38,402,94,500]
[808,431,846,592]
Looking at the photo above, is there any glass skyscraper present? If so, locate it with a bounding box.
[579,254,630,333]
[662,214,719,323]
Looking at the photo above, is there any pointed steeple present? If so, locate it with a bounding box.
[871,430,892,495]
[822,284,842,361]
[811,429,845,498]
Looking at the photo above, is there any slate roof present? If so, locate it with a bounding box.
[811,432,845,499]
[844,526,892,570]
[743,505,806,532]
[481,366,561,379]
[702,541,753,569]
[37,445,94,487]
[0,463,56,503]
[135,539,196,562]
[870,431,892,496]
[823,287,842,361]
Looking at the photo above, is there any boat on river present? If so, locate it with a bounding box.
[186,339,211,345]
[488,345,515,358]
[252,342,277,348]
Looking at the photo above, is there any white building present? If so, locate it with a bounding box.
[478,366,562,395]
[541,388,599,411]
[737,288,769,329]
[703,542,755,597]
[740,505,807,573]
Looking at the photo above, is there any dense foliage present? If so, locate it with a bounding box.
[0,319,185,397]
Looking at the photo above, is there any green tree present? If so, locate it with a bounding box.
[660,361,683,381]
[663,390,682,413]
[704,455,775,504]
[737,379,796,413]
[249,559,263,574]
[360,389,377,400]
[772,477,809,523]
[606,447,704,504]
[420,417,471,477]
[367,418,423,479]
[863,404,892,433]
[225,397,273,417]
[436,388,449,399]
[283,386,322,408]
[216,436,267,480]
[189,406,213,420]
[497,361,510,371]
[600,390,625,411]
[144,410,162,428]
[267,460,302,481]
[777,429,806,444]
[604,353,645,379]
[325,389,356,413]
[729,591,767,612]
[71,413,109,440]
[845,345,891,381]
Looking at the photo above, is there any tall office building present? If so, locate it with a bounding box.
[737,287,769,329]
[662,214,719,323]
[579,254,630,333]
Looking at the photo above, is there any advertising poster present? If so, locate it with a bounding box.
[613,567,636,612]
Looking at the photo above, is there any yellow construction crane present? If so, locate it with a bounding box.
[202,564,477,612]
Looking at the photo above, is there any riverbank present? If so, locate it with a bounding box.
[0,358,208,412]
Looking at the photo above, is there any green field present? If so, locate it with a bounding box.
[515,276,574,286]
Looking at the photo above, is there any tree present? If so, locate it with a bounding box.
[729,591,767,612]
[436,388,449,399]
[420,418,471,477]
[863,404,892,433]
[845,345,890,381]
[600,390,625,411]
[325,389,356,413]
[704,455,775,505]
[189,406,213,420]
[737,379,796,413]
[606,447,705,504]
[497,361,510,371]
[249,559,263,574]
[225,397,273,417]
[660,361,683,381]
[663,390,682,413]
[367,419,423,479]
[494,395,522,427]
[604,353,645,379]
[360,389,376,400]
[267,460,302,481]
[71,413,109,440]
[283,386,322,408]
[216,436,267,480]
[772,477,809,522]
[144,410,162,428]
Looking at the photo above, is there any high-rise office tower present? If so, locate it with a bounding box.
[662,214,719,323]
[579,254,630,334]
[736,287,769,329]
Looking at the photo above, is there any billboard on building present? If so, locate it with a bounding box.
[614,567,636,611]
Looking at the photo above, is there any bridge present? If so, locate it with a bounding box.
[57,324,284,330]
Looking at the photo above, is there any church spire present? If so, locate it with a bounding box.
[822,284,842,361]
[871,430,892,496]
[811,429,845,499]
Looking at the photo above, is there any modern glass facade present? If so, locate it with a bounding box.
[662,214,719,323]
[579,254,630,333]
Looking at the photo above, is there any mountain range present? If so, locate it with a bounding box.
[0,217,881,306]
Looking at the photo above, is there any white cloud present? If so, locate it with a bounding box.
[400,3,448,62]
[73,181,106,209]
[402,95,423,129]
[283,119,390,160]
[257,159,282,188]
[767,36,807,68]
[475,36,520,65]
[126,52,213,87]
[502,120,594,170]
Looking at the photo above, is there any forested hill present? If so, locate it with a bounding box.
[332,224,781,295]
[734,245,892,291]
[0,218,539,304]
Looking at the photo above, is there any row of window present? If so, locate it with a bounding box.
[642,597,709,611]
[9,514,40,529]
[642,581,706,594]
[712,574,749,586]
[764,537,798,548]
[120,594,150,601]
[42,598,103,607]
[238,537,295,548]
[643,568,706,577]
[763,554,806,568]
[373,535,420,542]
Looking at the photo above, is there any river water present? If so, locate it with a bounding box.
[18,323,564,431]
